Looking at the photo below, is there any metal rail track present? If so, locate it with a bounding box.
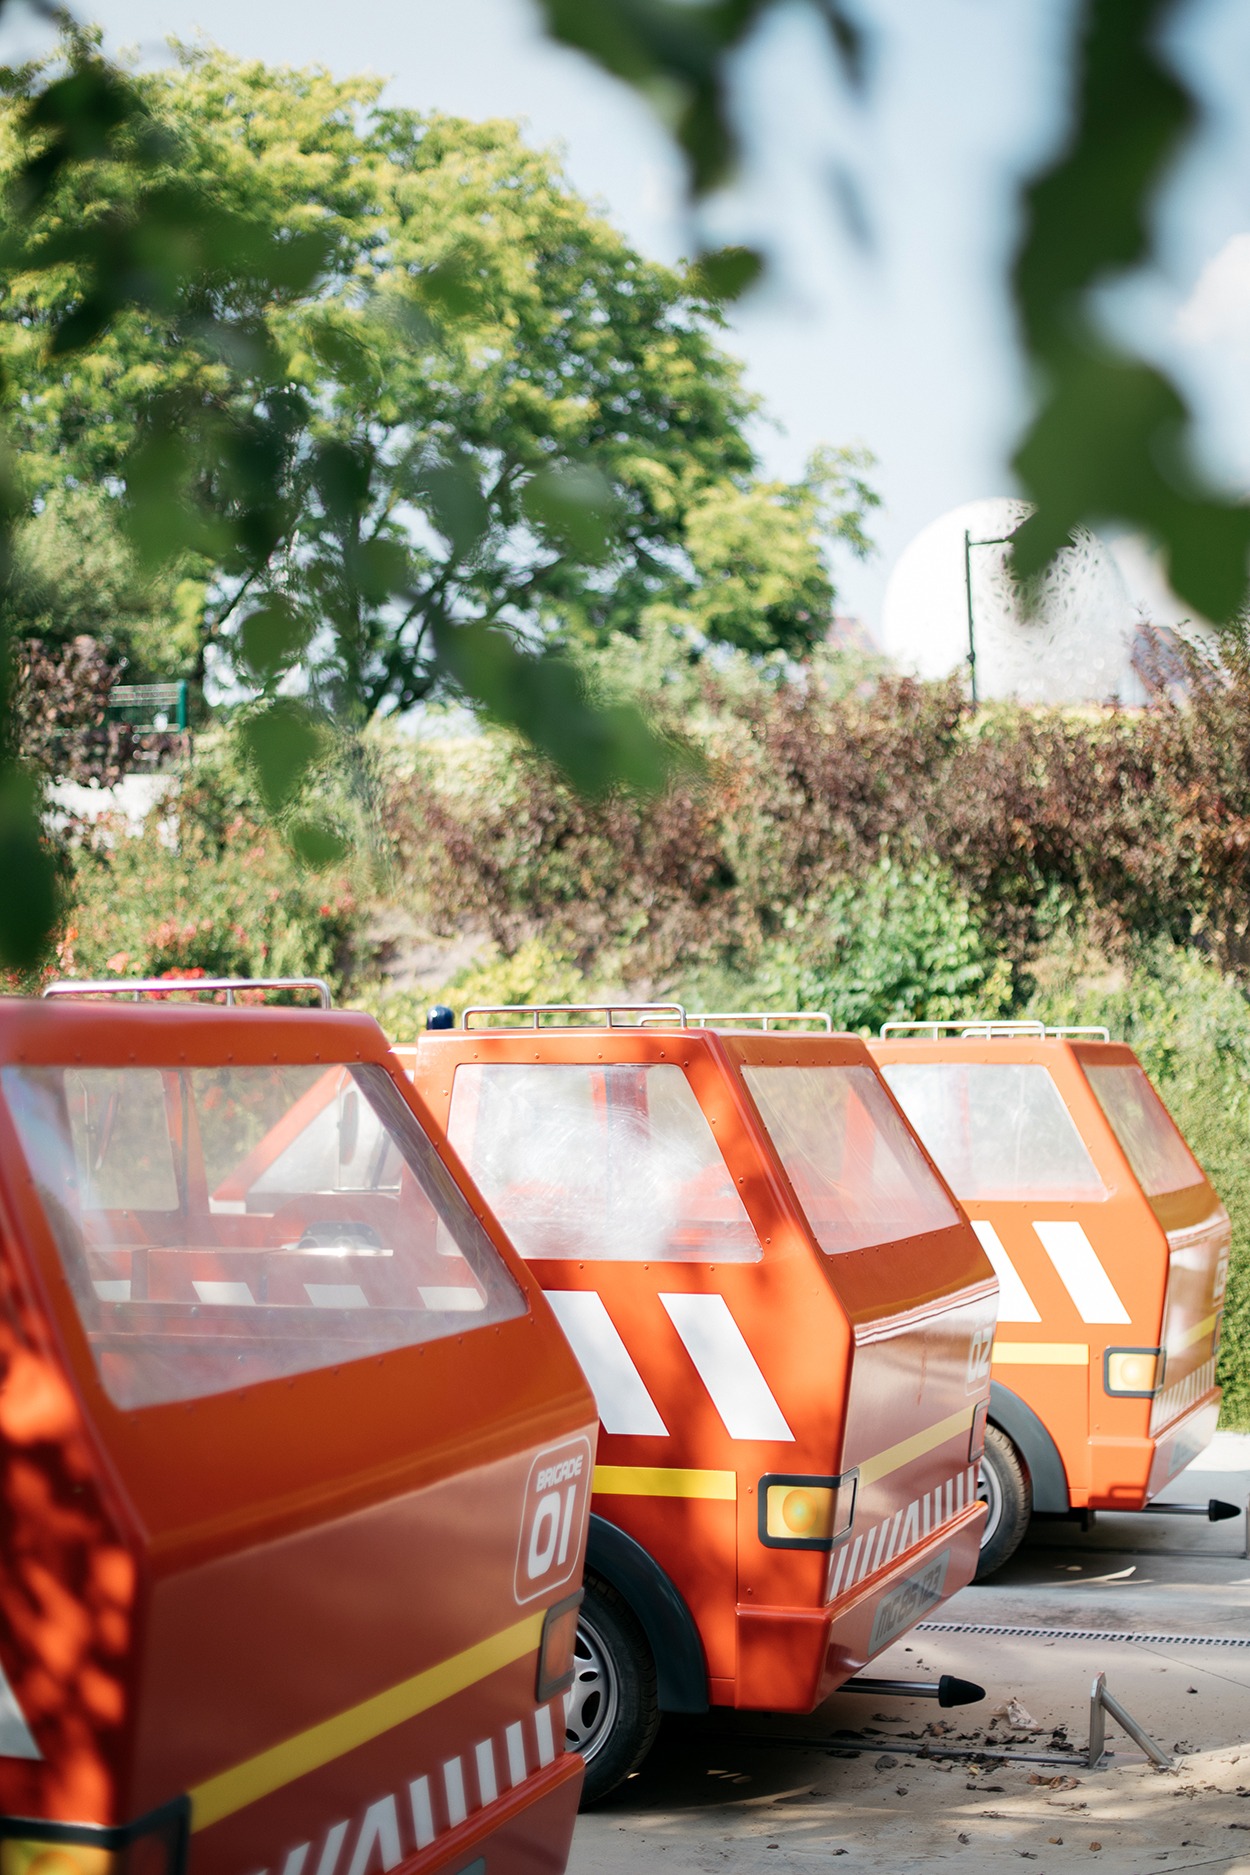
[917,1620,1250,1648]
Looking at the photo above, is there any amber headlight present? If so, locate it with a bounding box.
[0,1801,187,1875]
[1104,1347,1164,1398]
[536,1588,583,1702]
[758,1473,856,1551]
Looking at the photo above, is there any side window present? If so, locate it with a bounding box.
[1083,1063,1204,1197]
[879,1061,1106,1202]
[741,1064,959,1253]
[447,1062,762,1263]
[2,1062,526,1411]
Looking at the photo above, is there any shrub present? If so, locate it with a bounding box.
[52,760,365,996]
[350,938,592,1040]
[683,854,1013,1032]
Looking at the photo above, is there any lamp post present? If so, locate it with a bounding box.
[963,529,1019,707]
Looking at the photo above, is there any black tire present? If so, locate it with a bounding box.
[566,1575,660,1805]
[974,1425,1031,1580]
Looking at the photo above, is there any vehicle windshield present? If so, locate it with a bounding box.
[879,1061,1106,1201]
[1083,1063,1205,1197]
[447,1062,762,1262]
[740,1064,959,1253]
[2,1060,524,1409]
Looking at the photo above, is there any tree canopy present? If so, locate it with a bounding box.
[0,42,875,719]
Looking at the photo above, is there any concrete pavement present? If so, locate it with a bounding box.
[570,1435,1250,1874]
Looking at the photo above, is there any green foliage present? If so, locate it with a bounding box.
[1,488,198,680]
[0,31,882,968]
[52,762,365,993]
[536,0,1250,626]
[1028,939,1250,1429]
[685,855,1013,1033]
[1,39,873,704]
[1010,0,1250,623]
[351,937,592,1041]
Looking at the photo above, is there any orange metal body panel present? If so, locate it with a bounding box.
[412,1025,996,1716]
[869,1036,1227,1511]
[0,1000,596,1875]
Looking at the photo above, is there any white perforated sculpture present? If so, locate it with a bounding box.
[881,498,1141,705]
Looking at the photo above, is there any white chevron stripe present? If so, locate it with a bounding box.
[659,1293,794,1441]
[1033,1221,1131,1324]
[408,1777,434,1851]
[474,1738,498,1806]
[443,1758,467,1829]
[970,1219,1041,1323]
[545,1291,668,1436]
[0,1658,39,1759]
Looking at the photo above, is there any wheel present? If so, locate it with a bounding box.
[564,1576,660,1804]
[974,1425,1031,1579]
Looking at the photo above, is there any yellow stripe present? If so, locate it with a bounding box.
[593,1464,736,1500]
[1178,1311,1218,1351]
[992,1341,1089,1366]
[857,1406,974,1487]
[188,1612,543,1833]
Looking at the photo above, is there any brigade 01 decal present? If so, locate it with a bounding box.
[867,1549,951,1655]
[514,1434,594,1605]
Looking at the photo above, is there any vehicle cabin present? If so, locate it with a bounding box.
[0,982,596,1875]
[869,1021,1228,1574]
[404,1006,998,1800]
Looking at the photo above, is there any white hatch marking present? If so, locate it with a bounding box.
[418,1286,486,1312]
[303,1283,369,1309]
[408,1777,434,1850]
[970,1219,1041,1323]
[193,1280,255,1307]
[659,1292,794,1442]
[545,1292,668,1436]
[1034,1220,1131,1324]
[0,1657,40,1759]
[474,1738,498,1806]
[443,1757,467,1828]
[505,1720,527,1787]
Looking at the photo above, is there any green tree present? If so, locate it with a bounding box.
[2,487,199,679]
[1,43,874,717]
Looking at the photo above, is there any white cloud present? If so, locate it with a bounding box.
[1177,232,1250,347]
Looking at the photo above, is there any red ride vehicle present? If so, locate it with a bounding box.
[404,1004,999,1800]
[0,979,596,1875]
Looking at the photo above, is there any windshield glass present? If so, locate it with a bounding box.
[1084,1063,1204,1197]
[879,1061,1105,1201]
[741,1064,959,1253]
[3,1061,525,1409]
[447,1062,762,1263]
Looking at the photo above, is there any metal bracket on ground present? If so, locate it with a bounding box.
[1087,1672,1172,1770]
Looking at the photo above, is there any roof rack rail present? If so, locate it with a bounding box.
[878,1017,1111,1042]
[688,1010,834,1032]
[461,1001,687,1031]
[44,976,333,1008]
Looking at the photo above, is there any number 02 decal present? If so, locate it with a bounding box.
[514,1434,594,1605]
[966,1318,995,1393]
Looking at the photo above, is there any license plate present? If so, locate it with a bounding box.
[868,1549,950,1654]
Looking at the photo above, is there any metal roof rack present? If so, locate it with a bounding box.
[44,976,333,1008]
[688,1011,834,1032]
[461,1001,687,1031]
[878,1018,1111,1042]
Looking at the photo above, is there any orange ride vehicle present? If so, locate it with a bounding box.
[404,1004,999,1801]
[870,1020,1232,1576]
[0,979,597,1875]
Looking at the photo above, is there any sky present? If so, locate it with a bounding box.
[4,0,1250,633]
